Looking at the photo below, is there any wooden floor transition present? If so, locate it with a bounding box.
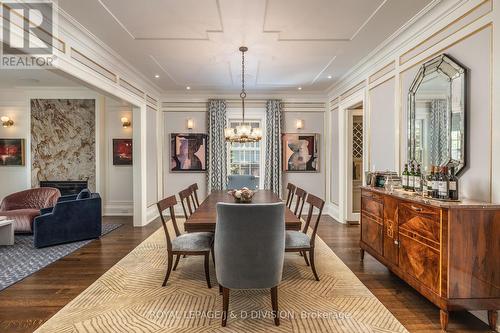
[0,215,493,333]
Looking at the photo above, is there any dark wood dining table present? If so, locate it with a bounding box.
[184,190,302,233]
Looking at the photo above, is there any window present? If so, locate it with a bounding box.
[228,120,262,178]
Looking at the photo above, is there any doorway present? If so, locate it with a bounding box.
[346,107,363,223]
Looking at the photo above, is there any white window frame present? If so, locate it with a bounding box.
[226,108,266,189]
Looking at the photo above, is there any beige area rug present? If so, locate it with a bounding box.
[35,220,408,333]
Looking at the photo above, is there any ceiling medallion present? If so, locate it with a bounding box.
[224,46,262,143]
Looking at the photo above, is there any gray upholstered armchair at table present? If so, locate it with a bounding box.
[33,189,102,248]
[215,202,285,327]
[227,175,259,190]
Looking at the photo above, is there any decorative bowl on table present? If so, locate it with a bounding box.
[228,187,255,203]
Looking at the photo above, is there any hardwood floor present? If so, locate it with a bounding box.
[0,215,494,332]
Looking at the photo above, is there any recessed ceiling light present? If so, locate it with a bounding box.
[154,74,160,78]
[186,86,191,90]
[298,87,302,90]
[327,75,332,79]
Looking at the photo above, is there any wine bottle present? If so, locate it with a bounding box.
[409,163,415,192]
[427,166,434,197]
[438,166,449,199]
[402,163,409,190]
[432,166,439,198]
[448,166,459,200]
[414,164,422,192]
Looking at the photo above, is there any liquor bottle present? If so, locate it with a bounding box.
[427,166,434,197]
[402,164,409,190]
[448,166,459,200]
[438,166,449,199]
[414,164,422,192]
[408,163,415,192]
[432,166,439,198]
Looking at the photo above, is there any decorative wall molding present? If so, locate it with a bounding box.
[368,61,396,84]
[70,48,117,83]
[340,81,366,101]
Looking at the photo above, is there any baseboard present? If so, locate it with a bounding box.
[146,205,159,224]
[103,201,133,216]
[325,202,341,222]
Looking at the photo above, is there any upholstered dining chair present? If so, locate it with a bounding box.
[227,175,259,190]
[178,188,195,220]
[156,195,214,288]
[293,187,307,218]
[215,202,285,327]
[189,183,200,209]
[285,194,325,281]
[285,183,296,209]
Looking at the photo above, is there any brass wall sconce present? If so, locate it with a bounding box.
[296,119,304,130]
[187,118,194,130]
[121,117,131,128]
[1,116,14,127]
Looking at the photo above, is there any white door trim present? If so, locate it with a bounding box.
[346,109,363,222]
[338,89,367,223]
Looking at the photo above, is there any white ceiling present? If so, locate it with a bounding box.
[58,0,434,92]
[0,69,81,88]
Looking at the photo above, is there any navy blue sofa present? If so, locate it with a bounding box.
[33,190,102,248]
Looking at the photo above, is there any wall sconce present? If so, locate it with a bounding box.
[187,118,194,130]
[1,116,14,127]
[121,117,131,128]
[296,119,304,130]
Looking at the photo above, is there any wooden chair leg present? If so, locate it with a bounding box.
[309,249,319,281]
[204,253,212,289]
[440,309,449,331]
[211,245,215,265]
[302,251,310,266]
[162,252,173,287]
[360,248,365,261]
[173,254,181,271]
[488,310,497,330]
[222,287,230,327]
[271,286,280,326]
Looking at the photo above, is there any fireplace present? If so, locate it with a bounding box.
[40,180,88,196]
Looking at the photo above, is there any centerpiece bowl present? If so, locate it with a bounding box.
[228,187,255,203]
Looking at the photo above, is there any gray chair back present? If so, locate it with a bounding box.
[227,175,259,190]
[215,202,285,289]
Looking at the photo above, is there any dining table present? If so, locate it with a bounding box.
[183,190,302,233]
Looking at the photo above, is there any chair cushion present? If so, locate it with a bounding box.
[285,230,310,249]
[172,232,213,252]
[76,189,91,200]
[1,208,40,233]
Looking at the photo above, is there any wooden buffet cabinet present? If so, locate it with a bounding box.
[360,186,499,331]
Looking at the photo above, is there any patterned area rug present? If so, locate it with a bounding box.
[35,220,408,333]
[0,223,121,291]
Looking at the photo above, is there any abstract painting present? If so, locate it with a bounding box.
[113,139,133,165]
[283,133,319,172]
[0,139,25,166]
[171,133,207,172]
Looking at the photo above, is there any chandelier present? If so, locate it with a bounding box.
[224,46,262,143]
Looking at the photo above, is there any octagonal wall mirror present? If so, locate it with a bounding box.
[407,54,467,176]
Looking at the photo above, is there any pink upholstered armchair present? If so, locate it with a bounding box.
[0,188,61,233]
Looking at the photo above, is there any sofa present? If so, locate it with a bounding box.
[33,189,102,248]
[0,187,61,233]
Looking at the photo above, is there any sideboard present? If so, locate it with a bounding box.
[360,186,499,331]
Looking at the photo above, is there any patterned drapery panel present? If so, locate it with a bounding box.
[207,99,228,192]
[264,100,283,197]
[430,99,449,166]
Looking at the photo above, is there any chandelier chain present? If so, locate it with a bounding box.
[241,48,246,123]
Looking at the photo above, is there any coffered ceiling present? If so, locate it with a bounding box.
[58,0,434,92]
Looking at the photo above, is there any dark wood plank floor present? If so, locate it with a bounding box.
[0,215,494,332]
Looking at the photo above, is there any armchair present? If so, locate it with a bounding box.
[33,190,102,248]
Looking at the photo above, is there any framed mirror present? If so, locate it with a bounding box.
[408,54,466,175]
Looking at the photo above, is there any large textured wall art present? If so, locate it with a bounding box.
[31,99,96,190]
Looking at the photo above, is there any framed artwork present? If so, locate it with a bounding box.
[282,133,319,172]
[112,139,133,165]
[171,133,207,172]
[0,139,25,166]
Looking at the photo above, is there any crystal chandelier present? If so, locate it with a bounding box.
[224,46,262,143]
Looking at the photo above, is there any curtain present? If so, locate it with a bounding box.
[207,99,227,192]
[264,100,283,197]
[429,99,448,166]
